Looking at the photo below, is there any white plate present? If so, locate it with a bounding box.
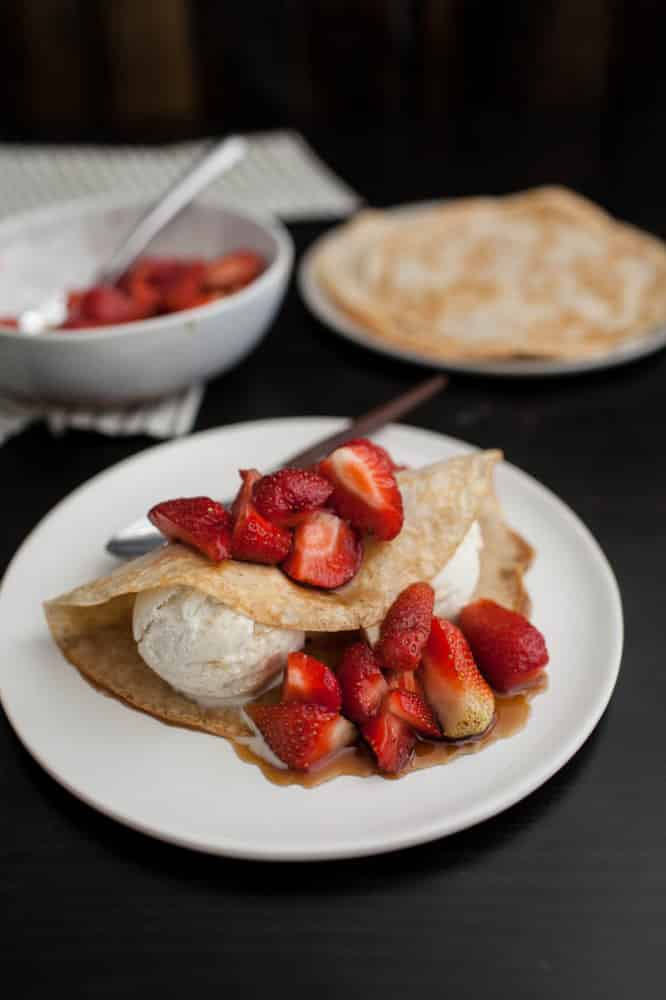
[299,208,666,377]
[0,418,623,860]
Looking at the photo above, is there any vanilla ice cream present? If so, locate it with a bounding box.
[431,519,483,619]
[364,520,483,645]
[132,586,304,707]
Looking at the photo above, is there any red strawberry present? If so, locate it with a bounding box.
[230,469,292,564]
[252,469,334,526]
[337,642,388,724]
[385,689,441,739]
[421,617,495,739]
[246,702,355,771]
[343,438,400,473]
[148,496,232,562]
[386,669,421,694]
[160,262,207,313]
[205,250,265,292]
[318,439,404,541]
[376,582,435,672]
[282,651,342,712]
[281,510,362,589]
[361,705,416,774]
[79,285,149,325]
[458,599,549,693]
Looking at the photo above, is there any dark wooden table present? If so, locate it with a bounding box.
[1,117,663,998]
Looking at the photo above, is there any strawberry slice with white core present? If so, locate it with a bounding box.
[421,617,495,739]
[246,703,355,771]
[282,651,342,712]
[361,705,416,774]
[148,496,232,563]
[281,510,362,589]
[385,689,441,739]
[318,438,404,541]
[230,469,292,565]
[385,669,421,694]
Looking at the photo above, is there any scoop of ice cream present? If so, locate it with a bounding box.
[132,586,304,707]
[363,520,483,646]
[431,519,483,619]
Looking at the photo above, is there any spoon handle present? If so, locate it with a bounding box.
[98,135,248,285]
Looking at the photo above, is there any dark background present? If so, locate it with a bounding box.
[2,2,665,998]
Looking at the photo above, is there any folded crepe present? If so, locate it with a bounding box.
[44,451,532,740]
[315,186,666,361]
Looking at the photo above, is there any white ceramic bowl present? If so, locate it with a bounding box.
[0,194,293,405]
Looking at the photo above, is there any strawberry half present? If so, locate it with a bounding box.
[148,496,232,562]
[458,599,549,693]
[281,510,362,589]
[246,703,355,771]
[421,617,495,739]
[318,438,404,541]
[385,669,421,694]
[385,689,441,739]
[230,469,292,565]
[337,641,388,724]
[361,705,416,774]
[204,251,265,292]
[376,582,435,672]
[252,468,333,526]
[282,651,342,712]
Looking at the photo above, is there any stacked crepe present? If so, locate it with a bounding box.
[315,186,666,361]
[44,452,532,742]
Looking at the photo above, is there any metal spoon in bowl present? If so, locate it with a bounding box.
[17,135,248,334]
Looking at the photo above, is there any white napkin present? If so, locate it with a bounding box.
[0,384,204,446]
[0,131,361,444]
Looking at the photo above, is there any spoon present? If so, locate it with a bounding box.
[17,135,248,334]
[106,374,449,558]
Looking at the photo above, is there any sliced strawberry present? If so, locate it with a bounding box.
[246,702,355,771]
[346,438,401,473]
[205,250,265,292]
[361,705,416,774]
[281,510,362,589]
[282,651,342,712]
[385,669,421,694]
[230,469,292,564]
[337,642,388,724]
[318,439,404,541]
[385,689,441,739]
[148,496,232,562]
[160,262,207,313]
[78,285,149,325]
[458,599,549,693]
[421,617,495,739]
[252,469,334,526]
[376,582,434,672]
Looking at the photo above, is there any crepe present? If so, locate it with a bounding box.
[43,451,532,740]
[315,186,666,361]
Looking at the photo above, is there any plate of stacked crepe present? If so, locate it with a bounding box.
[0,418,623,859]
[299,186,666,376]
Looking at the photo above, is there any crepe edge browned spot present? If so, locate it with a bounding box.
[55,625,251,740]
[474,490,534,616]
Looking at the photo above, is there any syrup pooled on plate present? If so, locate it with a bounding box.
[231,657,548,788]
